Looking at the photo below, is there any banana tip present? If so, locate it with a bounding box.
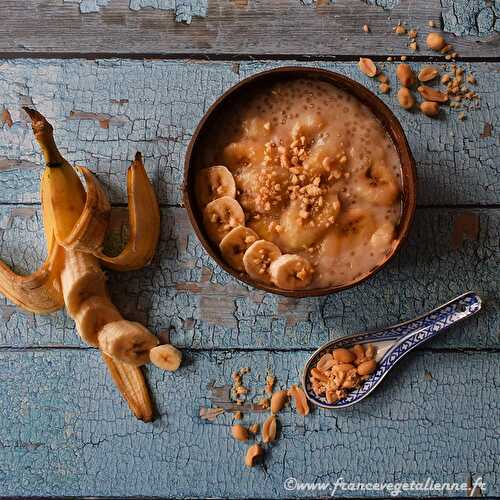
[134,151,142,162]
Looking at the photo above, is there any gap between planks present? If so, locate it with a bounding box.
[0,52,499,63]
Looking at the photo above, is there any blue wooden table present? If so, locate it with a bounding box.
[0,1,498,498]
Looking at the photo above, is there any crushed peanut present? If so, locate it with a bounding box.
[309,344,378,403]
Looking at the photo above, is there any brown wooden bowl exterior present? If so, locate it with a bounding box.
[183,67,417,298]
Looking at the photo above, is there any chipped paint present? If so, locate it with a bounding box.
[0,159,38,172]
[1,109,13,128]
[441,0,499,36]
[451,212,480,249]
[361,0,399,9]
[68,110,128,129]
[64,0,208,23]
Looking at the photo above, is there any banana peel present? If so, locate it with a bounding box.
[95,152,160,272]
[102,352,154,422]
[0,107,165,421]
[0,242,64,314]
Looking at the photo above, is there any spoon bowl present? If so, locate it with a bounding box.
[302,292,482,409]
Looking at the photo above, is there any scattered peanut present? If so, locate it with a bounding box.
[379,83,391,94]
[395,24,406,35]
[248,422,260,434]
[231,424,249,442]
[420,101,440,117]
[426,32,446,51]
[270,390,288,414]
[363,24,370,33]
[417,85,448,103]
[358,57,378,77]
[418,65,439,82]
[245,443,264,467]
[262,415,278,443]
[288,384,310,416]
[397,87,415,110]
[396,63,415,87]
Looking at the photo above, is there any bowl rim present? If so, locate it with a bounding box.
[183,66,417,298]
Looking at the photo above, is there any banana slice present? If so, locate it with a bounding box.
[74,295,122,347]
[269,254,314,290]
[98,320,159,366]
[149,344,182,372]
[219,226,259,271]
[242,240,281,284]
[60,251,108,317]
[203,196,245,244]
[195,165,236,208]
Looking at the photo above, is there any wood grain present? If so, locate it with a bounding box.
[0,60,497,206]
[0,348,497,497]
[0,0,498,57]
[0,205,497,349]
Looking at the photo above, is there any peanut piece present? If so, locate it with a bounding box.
[332,348,356,364]
[420,101,440,117]
[358,57,378,77]
[270,390,288,414]
[262,415,277,443]
[365,343,377,359]
[396,64,415,87]
[357,359,378,376]
[288,384,310,416]
[245,443,264,467]
[231,423,249,442]
[418,65,439,82]
[426,32,446,51]
[397,87,415,110]
[417,85,448,103]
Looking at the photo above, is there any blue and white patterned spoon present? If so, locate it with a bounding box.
[302,291,482,409]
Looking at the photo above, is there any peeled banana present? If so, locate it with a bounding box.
[96,152,160,272]
[0,108,172,422]
[98,320,159,366]
[60,251,108,317]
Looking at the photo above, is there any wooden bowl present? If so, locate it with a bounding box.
[183,67,417,298]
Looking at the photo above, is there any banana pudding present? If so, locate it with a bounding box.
[196,77,402,290]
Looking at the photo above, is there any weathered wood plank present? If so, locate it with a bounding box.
[0,205,497,349]
[0,349,497,497]
[0,0,498,57]
[0,60,498,206]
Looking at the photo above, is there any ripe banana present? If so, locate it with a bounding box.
[269,254,314,290]
[74,295,122,347]
[60,250,108,317]
[0,243,64,314]
[195,165,236,208]
[98,320,159,366]
[1,108,170,422]
[219,225,258,271]
[102,352,154,422]
[96,153,160,272]
[202,196,245,244]
[149,344,182,372]
[242,240,281,284]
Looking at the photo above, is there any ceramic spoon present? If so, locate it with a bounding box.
[302,291,482,409]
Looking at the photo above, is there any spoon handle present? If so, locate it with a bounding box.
[387,291,482,360]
